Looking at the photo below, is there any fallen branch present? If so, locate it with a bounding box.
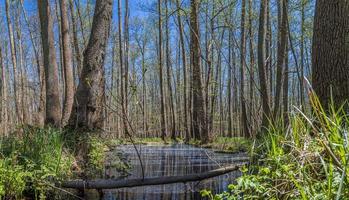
[59,163,246,189]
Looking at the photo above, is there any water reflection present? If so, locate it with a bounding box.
[104,144,246,200]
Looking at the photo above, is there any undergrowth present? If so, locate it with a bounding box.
[202,96,349,199]
[0,127,74,199]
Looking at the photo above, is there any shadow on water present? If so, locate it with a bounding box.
[103,144,246,200]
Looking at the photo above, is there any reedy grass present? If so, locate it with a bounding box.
[202,95,349,199]
[0,126,74,199]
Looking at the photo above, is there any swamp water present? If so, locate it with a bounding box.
[103,144,247,200]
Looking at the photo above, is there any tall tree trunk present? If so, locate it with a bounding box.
[248,0,255,133]
[60,0,74,126]
[0,47,8,135]
[118,0,128,136]
[240,0,250,137]
[227,30,233,138]
[175,0,189,142]
[273,0,288,119]
[69,0,113,129]
[15,7,28,124]
[69,0,83,77]
[5,0,22,124]
[38,0,62,127]
[190,0,208,142]
[165,0,176,140]
[158,0,166,140]
[124,0,129,121]
[20,0,45,126]
[141,44,148,136]
[312,0,349,110]
[257,0,271,130]
[300,0,306,109]
[283,42,289,125]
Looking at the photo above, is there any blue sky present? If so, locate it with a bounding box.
[0,0,149,20]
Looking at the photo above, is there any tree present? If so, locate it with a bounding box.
[69,0,113,129]
[38,0,62,127]
[117,0,128,136]
[158,0,167,140]
[5,0,22,124]
[257,0,271,130]
[190,0,208,142]
[165,0,176,140]
[175,0,189,142]
[240,0,249,137]
[312,0,349,110]
[273,0,288,119]
[0,47,8,135]
[60,0,74,126]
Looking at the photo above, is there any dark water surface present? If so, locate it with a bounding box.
[103,144,247,200]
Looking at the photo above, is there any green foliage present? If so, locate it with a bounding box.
[203,96,349,199]
[0,127,74,199]
[87,136,107,175]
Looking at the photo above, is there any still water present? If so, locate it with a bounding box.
[103,144,247,200]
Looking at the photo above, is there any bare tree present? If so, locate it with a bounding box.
[69,0,113,129]
[5,0,22,124]
[240,0,250,137]
[257,0,271,130]
[158,0,167,140]
[190,0,208,142]
[38,0,62,127]
[273,0,288,119]
[60,0,74,126]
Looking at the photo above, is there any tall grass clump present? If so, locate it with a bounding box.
[0,126,74,199]
[202,95,349,199]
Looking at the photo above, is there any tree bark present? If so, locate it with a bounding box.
[5,0,22,124]
[158,0,167,140]
[312,0,349,111]
[38,0,62,127]
[257,0,271,130]
[273,0,288,119]
[69,0,113,129]
[60,0,75,126]
[0,47,8,135]
[60,163,246,189]
[165,0,177,140]
[190,0,208,142]
[175,0,189,142]
[240,0,250,137]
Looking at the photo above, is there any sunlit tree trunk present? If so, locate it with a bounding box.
[190,0,208,142]
[257,0,271,130]
[0,47,8,135]
[312,0,349,110]
[240,0,250,137]
[5,0,22,124]
[158,0,167,140]
[69,0,113,129]
[175,0,189,142]
[274,0,288,119]
[38,0,62,127]
[165,0,176,140]
[60,0,74,126]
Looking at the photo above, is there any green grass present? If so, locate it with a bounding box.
[202,95,349,199]
[0,126,74,199]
